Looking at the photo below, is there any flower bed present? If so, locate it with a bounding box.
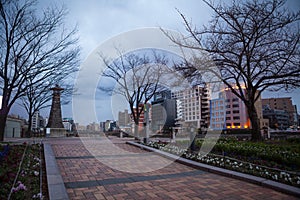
[147,139,300,187]
[0,142,48,200]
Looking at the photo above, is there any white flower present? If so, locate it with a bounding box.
[33,171,39,176]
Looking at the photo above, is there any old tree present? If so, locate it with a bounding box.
[0,0,79,140]
[101,50,168,138]
[166,0,300,141]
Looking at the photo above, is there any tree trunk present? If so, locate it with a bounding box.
[0,109,9,141]
[247,103,262,141]
[134,122,139,139]
[26,114,33,138]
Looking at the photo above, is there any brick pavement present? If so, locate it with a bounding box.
[46,137,298,200]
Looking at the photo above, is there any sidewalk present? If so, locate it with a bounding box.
[44,136,298,200]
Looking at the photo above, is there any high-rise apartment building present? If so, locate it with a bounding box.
[172,85,210,129]
[31,111,40,131]
[118,109,131,127]
[151,90,176,133]
[210,87,265,131]
[262,97,298,127]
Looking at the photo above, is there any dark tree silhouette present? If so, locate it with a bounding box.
[100,50,168,138]
[164,0,300,141]
[0,0,80,141]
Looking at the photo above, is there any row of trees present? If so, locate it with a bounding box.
[0,0,299,142]
[102,0,299,141]
[0,0,79,141]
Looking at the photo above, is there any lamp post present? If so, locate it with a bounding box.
[143,104,150,144]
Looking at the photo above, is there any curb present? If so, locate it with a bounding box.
[44,143,69,200]
[126,141,300,198]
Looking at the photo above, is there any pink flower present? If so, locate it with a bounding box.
[18,183,27,190]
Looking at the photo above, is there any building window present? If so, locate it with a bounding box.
[233,110,239,114]
[226,117,231,120]
[233,123,240,126]
[232,98,239,102]
[232,104,239,108]
[233,116,240,120]
[226,105,231,108]
[226,111,231,114]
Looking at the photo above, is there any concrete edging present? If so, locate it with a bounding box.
[44,143,69,200]
[126,141,300,197]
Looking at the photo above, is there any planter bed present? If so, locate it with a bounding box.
[146,139,300,188]
[0,141,48,200]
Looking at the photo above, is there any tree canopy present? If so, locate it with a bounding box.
[165,0,300,141]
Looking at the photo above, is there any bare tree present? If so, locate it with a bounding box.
[20,78,74,137]
[164,0,300,141]
[100,50,168,138]
[0,0,80,141]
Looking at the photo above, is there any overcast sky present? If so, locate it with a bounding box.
[10,0,300,124]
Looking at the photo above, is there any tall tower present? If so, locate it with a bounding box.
[47,85,64,128]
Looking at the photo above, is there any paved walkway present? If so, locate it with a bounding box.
[44,136,298,200]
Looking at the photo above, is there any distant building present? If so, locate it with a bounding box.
[100,122,106,132]
[172,85,210,129]
[210,87,264,131]
[63,118,74,132]
[118,109,131,127]
[262,97,298,128]
[151,90,176,133]
[5,117,24,138]
[103,120,117,132]
[262,105,289,130]
[209,92,226,130]
[87,122,100,131]
[75,123,86,131]
[31,111,46,132]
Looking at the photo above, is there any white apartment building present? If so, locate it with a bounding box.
[118,109,131,127]
[172,85,210,129]
[31,111,40,131]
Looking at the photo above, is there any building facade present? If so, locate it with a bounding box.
[151,90,176,133]
[262,105,289,130]
[210,87,264,131]
[5,117,24,138]
[262,97,298,128]
[172,85,210,129]
[118,109,131,127]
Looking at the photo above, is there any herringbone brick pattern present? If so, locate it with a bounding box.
[48,137,297,200]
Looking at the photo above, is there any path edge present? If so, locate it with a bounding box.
[44,143,69,200]
[126,141,300,198]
